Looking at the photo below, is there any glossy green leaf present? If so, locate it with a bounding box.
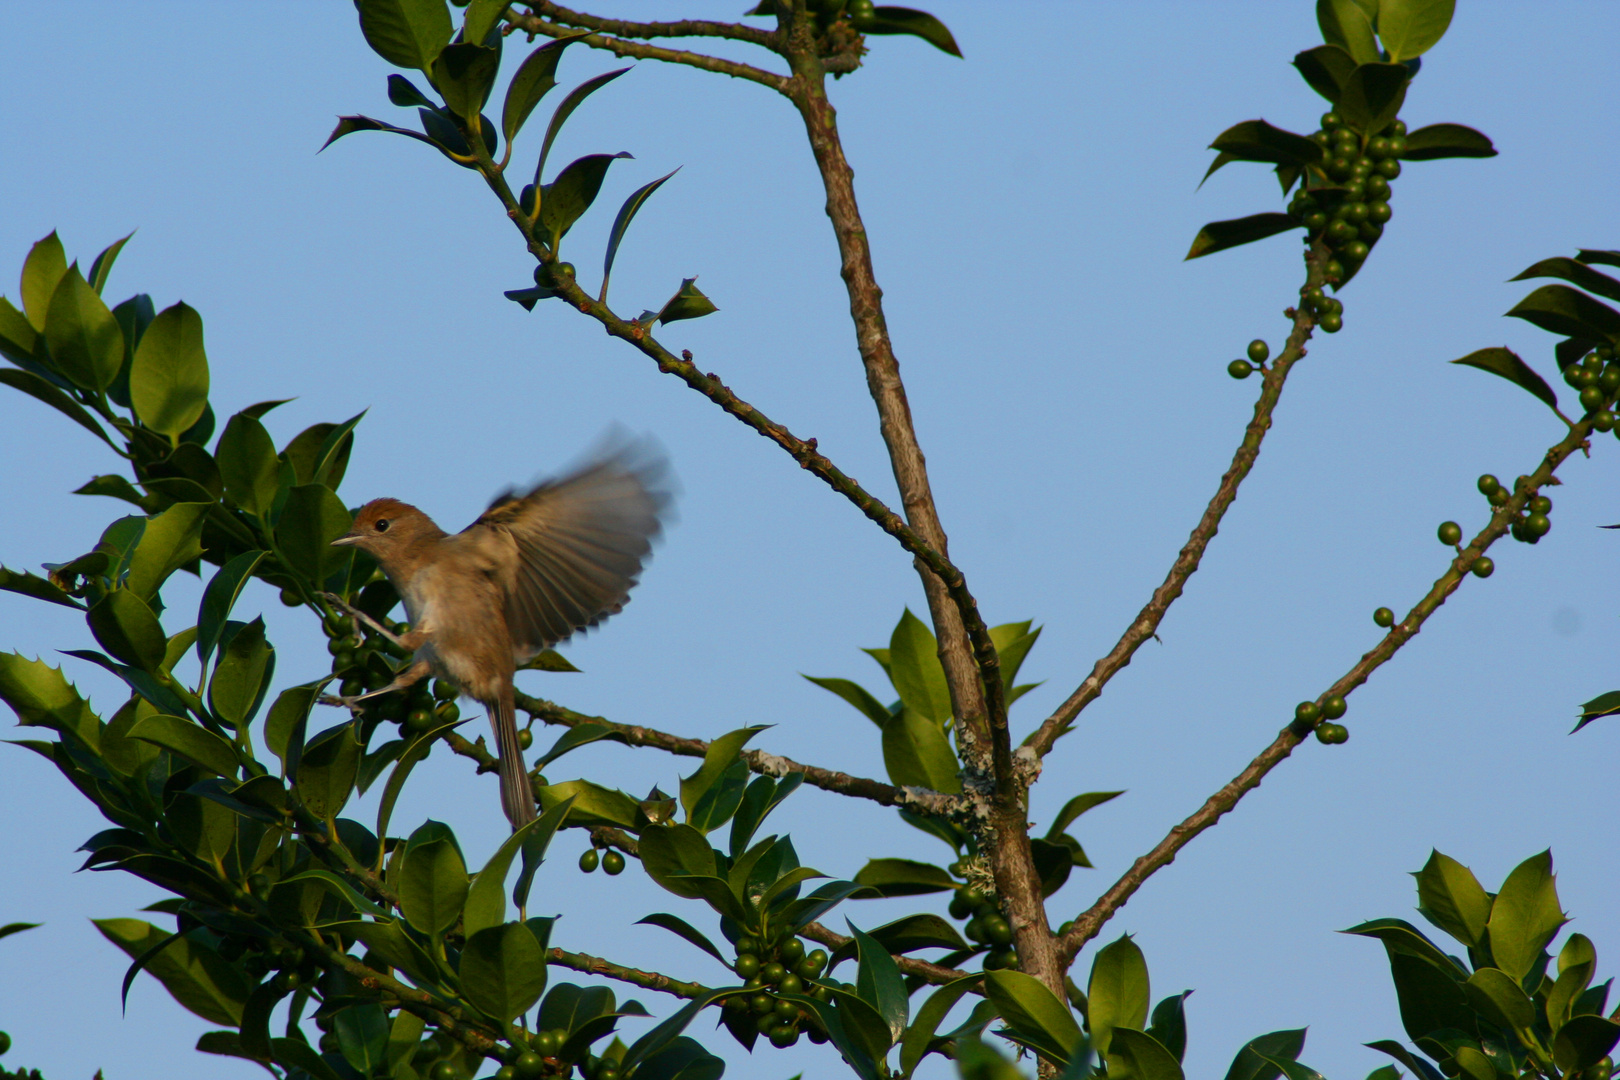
[127,714,239,776]
[1450,347,1558,414]
[0,564,83,610]
[1147,992,1192,1064]
[985,968,1084,1066]
[989,620,1041,686]
[1508,284,1620,344]
[1254,1052,1327,1080]
[680,725,765,826]
[1365,1040,1444,1080]
[1486,850,1566,981]
[1577,249,1620,269]
[1048,790,1124,839]
[400,830,469,938]
[628,1037,724,1080]
[1463,965,1535,1034]
[1293,44,1357,103]
[20,231,68,332]
[1552,1015,1620,1074]
[465,804,568,936]
[1203,120,1323,184]
[1414,850,1492,949]
[1401,123,1497,160]
[539,152,633,250]
[432,41,500,122]
[460,920,549,1021]
[860,6,962,56]
[0,368,114,448]
[45,265,123,391]
[1111,1027,1185,1080]
[501,32,590,147]
[0,653,97,749]
[356,0,452,71]
[618,987,740,1077]
[1342,918,1467,975]
[87,589,166,670]
[95,918,248,1026]
[294,722,362,821]
[130,301,210,439]
[1032,836,1077,896]
[885,608,950,722]
[168,791,238,865]
[1511,257,1620,305]
[1223,1029,1307,1080]
[636,913,726,965]
[531,721,616,773]
[950,1034,1026,1080]
[270,1036,344,1080]
[900,975,980,1075]
[216,413,280,516]
[600,168,679,303]
[124,501,208,602]
[1338,63,1410,135]
[386,73,435,108]
[1390,951,1476,1042]
[852,857,956,897]
[209,617,274,728]
[330,1002,388,1076]
[196,551,268,665]
[1317,0,1379,63]
[1089,934,1151,1056]
[1572,690,1620,733]
[320,113,446,155]
[802,675,892,727]
[264,681,323,767]
[534,68,630,193]
[881,708,961,792]
[1377,0,1455,62]
[849,920,909,1040]
[275,484,352,584]
[728,772,801,858]
[536,778,640,829]
[1186,213,1298,260]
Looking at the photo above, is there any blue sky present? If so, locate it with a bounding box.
[1,3,1617,1079]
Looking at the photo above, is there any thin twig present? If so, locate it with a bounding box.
[521,1,780,47]
[1027,251,1328,759]
[1055,414,1595,965]
[506,10,789,91]
[799,921,973,986]
[548,946,711,999]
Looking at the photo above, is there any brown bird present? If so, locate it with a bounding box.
[329,442,670,828]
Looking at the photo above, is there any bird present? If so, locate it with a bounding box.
[328,440,671,828]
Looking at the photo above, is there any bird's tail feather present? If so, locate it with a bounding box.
[491,688,537,828]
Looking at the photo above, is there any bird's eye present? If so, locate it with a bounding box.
[374,518,390,533]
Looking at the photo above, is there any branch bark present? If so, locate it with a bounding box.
[505,10,789,91]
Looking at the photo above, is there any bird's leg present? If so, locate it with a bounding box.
[319,659,433,711]
[319,592,415,652]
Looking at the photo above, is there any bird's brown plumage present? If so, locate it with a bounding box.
[334,442,670,827]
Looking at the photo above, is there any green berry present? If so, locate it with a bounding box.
[984,947,1018,971]
[434,701,460,724]
[769,1024,799,1048]
[1580,385,1606,411]
[1319,312,1343,334]
[1376,158,1401,179]
[1228,359,1255,380]
[751,993,775,1015]
[762,961,787,984]
[340,678,365,698]
[1437,521,1463,546]
[1247,339,1269,363]
[734,952,760,978]
[1387,120,1408,137]
[1367,201,1392,225]
[799,949,828,978]
[406,707,435,733]
[774,997,799,1021]
[280,588,302,607]
[735,934,760,955]
[496,1068,518,1080]
[1526,513,1551,538]
[432,679,456,701]
[602,850,626,875]
[1342,240,1370,262]
[0,1030,13,1056]
[1321,694,1347,720]
[1595,410,1615,432]
[1314,723,1350,745]
[1321,111,1342,130]
[779,973,804,996]
[984,914,1014,946]
[1365,175,1391,199]
[1295,701,1322,725]
[1341,202,1369,224]
[1328,219,1358,243]
[513,1051,545,1080]
[1471,556,1495,578]
[1368,136,1393,159]
[779,938,805,965]
[1601,367,1620,393]
[579,849,600,873]
[1476,474,1500,496]
[1373,607,1395,628]
[1529,495,1552,514]
[1303,210,1329,232]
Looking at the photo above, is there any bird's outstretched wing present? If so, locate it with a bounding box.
[462,440,672,654]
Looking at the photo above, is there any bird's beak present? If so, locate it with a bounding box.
[331,534,361,547]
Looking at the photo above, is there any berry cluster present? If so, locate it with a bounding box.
[317,613,462,734]
[722,934,831,1048]
[947,887,1018,970]
[577,846,626,875]
[1293,695,1349,745]
[1563,345,1620,431]
[1228,339,1270,380]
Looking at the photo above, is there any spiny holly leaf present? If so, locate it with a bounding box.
[1185,214,1298,260]
[1450,347,1558,415]
[1573,690,1620,734]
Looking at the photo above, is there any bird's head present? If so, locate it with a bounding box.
[332,499,439,563]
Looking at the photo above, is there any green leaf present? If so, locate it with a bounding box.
[1450,347,1558,414]
[1293,44,1358,103]
[0,564,83,610]
[538,152,634,250]
[264,681,323,768]
[1317,0,1379,63]
[849,920,909,1041]
[1185,214,1298,260]
[1389,951,1476,1042]
[1400,123,1497,161]
[94,918,249,1026]
[885,608,950,722]
[1048,790,1124,840]
[168,791,239,864]
[1414,850,1492,950]
[859,6,962,57]
[275,484,353,584]
[87,589,167,670]
[1550,934,1597,1031]
[0,653,99,749]
[845,912,967,961]
[534,68,630,193]
[518,648,581,672]
[433,42,501,122]
[1463,966,1536,1032]
[294,722,363,821]
[20,231,68,332]
[387,73,436,108]
[618,988,740,1077]
[536,778,640,828]
[900,975,980,1076]
[128,714,240,777]
[1223,1030,1307,1080]
[639,823,718,883]
[1511,257,1620,305]
[627,1037,724,1080]
[501,33,590,147]
[1577,249,1620,269]
[1147,992,1192,1064]
[1111,1028,1185,1080]
[270,1036,345,1080]
[985,968,1084,1067]
[0,368,115,448]
[1486,850,1566,981]
[320,113,447,155]
[356,0,453,72]
[1553,1015,1620,1074]
[216,412,280,517]
[130,301,210,439]
[465,805,569,936]
[331,1002,388,1076]
[45,264,124,391]
[0,921,41,941]
[1573,690,1620,733]
[636,913,726,965]
[679,725,765,826]
[852,857,956,897]
[728,772,801,858]
[400,829,469,938]
[1342,918,1467,976]
[1203,120,1323,184]
[209,617,274,728]
[196,550,268,665]
[125,501,209,602]
[881,708,961,792]
[1365,1040,1444,1080]
[460,920,549,1021]
[599,167,679,304]
[1338,63,1410,135]
[989,620,1041,686]
[802,675,892,727]
[532,721,616,772]
[1255,1052,1327,1080]
[1089,934,1151,1057]
[1509,284,1620,344]
[1377,0,1455,62]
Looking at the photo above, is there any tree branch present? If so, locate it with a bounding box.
[1055,413,1595,965]
[519,1,780,48]
[1027,250,1329,759]
[799,921,973,986]
[548,946,711,999]
[505,10,789,92]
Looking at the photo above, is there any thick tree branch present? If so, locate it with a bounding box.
[1027,251,1329,759]
[505,10,789,91]
[1056,414,1596,965]
[548,946,711,999]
